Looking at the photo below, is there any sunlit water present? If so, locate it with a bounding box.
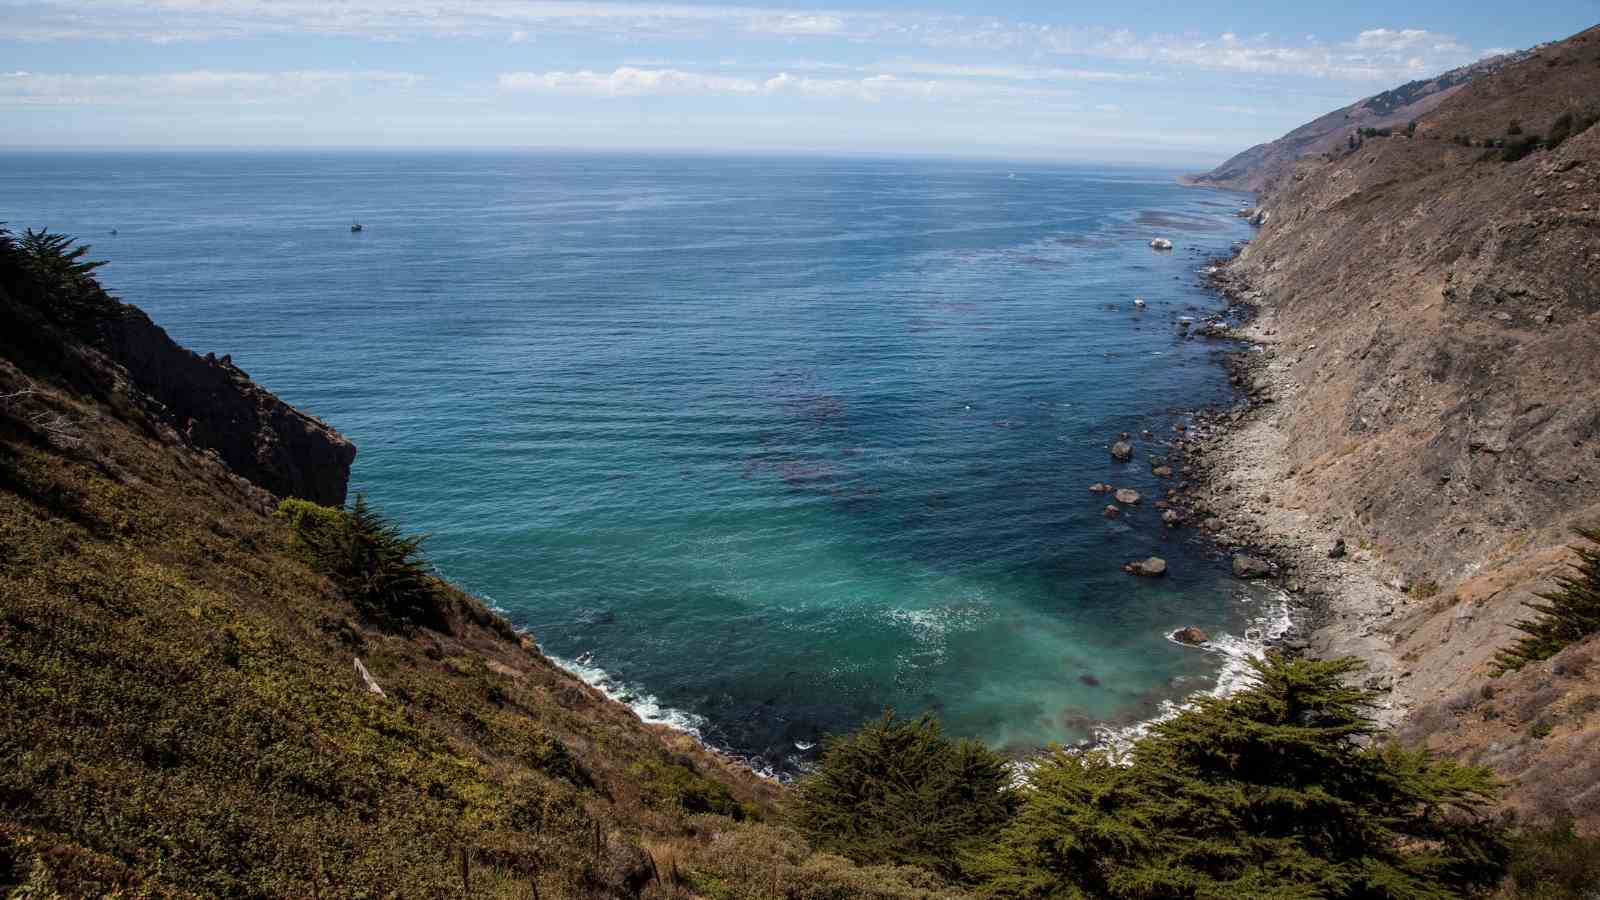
[4,151,1277,774]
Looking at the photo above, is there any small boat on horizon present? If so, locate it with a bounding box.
[350,222,364,233]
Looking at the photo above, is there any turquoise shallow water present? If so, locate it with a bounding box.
[3,151,1276,773]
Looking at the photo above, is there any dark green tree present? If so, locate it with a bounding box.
[15,227,106,287]
[1494,528,1600,674]
[972,655,1507,899]
[280,495,449,632]
[788,711,1018,881]
[1506,817,1600,900]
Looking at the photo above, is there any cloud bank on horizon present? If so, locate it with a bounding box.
[1,0,1590,163]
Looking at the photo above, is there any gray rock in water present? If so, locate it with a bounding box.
[1202,517,1224,533]
[1114,488,1141,504]
[1232,555,1272,579]
[1152,465,1173,477]
[1125,557,1168,577]
[1173,626,1209,645]
[1110,440,1134,462]
[1103,504,1121,519]
[1162,509,1182,527]
[1089,482,1112,493]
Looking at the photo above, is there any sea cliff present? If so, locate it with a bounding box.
[0,249,355,506]
[1188,23,1600,827]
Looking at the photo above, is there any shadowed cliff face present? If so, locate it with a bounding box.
[1221,24,1600,827]
[96,305,356,506]
[0,240,355,506]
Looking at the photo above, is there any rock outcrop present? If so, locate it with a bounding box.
[0,269,355,506]
[1231,555,1272,579]
[98,306,356,505]
[1124,557,1167,577]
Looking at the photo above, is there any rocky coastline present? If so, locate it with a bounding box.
[1088,245,1415,732]
[1168,262,1414,726]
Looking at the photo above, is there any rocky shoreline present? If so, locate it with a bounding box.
[1163,261,1413,728]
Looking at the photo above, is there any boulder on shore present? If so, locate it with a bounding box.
[1232,555,1272,579]
[1124,557,1168,577]
[1110,440,1134,461]
[1172,626,1209,645]
[1114,488,1141,505]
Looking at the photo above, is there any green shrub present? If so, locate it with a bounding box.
[972,655,1507,899]
[274,497,346,550]
[527,730,592,788]
[632,757,744,818]
[1503,135,1543,162]
[1545,110,1599,149]
[788,711,1016,881]
[275,494,449,632]
[1409,579,1442,600]
[1495,528,1600,674]
[1507,817,1600,899]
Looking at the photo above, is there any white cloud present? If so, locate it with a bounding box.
[499,66,1072,104]
[761,14,844,35]
[0,69,425,105]
[0,2,1498,86]
[871,61,1155,83]
[499,67,760,96]
[1078,27,1481,81]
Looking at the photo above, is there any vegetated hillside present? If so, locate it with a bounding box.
[1186,49,1534,195]
[1222,23,1600,828]
[0,230,962,899]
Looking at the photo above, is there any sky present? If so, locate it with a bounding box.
[1,1,1594,165]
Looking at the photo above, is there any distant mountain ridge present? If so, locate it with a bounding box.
[1185,48,1539,194]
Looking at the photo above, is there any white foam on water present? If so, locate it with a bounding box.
[1090,588,1295,758]
[551,650,709,738]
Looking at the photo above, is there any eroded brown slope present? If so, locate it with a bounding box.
[1187,49,1534,195]
[1219,24,1600,826]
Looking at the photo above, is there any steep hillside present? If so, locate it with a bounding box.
[1203,23,1600,828]
[0,231,355,507]
[1185,49,1534,195]
[0,230,962,899]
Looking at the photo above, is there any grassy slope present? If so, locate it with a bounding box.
[0,282,962,899]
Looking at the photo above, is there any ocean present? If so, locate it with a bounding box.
[2,150,1280,775]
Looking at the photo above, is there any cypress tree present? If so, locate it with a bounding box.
[1494,528,1600,674]
[972,655,1507,899]
[789,711,1017,881]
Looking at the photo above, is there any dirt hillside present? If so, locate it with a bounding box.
[1209,23,1600,827]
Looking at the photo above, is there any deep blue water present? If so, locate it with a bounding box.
[3,151,1275,773]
